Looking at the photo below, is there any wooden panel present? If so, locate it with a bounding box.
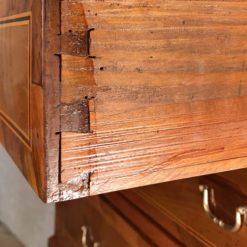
[122,191,208,247]
[58,0,247,199]
[2,0,247,203]
[50,171,247,247]
[211,169,247,199]
[0,13,31,145]
[0,1,46,201]
[50,196,153,247]
[131,177,247,247]
[0,1,31,16]
[0,0,62,203]
[104,193,183,247]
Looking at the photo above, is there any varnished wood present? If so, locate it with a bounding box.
[0,1,46,200]
[50,196,153,247]
[59,0,247,200]
[213,169,247,198]
[199,169,247,226]
[129,177,247,247]
[0,14,31,145]
[51,170,247,247]
[104,193,183,247]
[1,0,247,202]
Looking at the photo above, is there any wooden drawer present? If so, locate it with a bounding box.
[49,196,179,247]
[50,170,247,247]
[122,173,247,247]
[1,0,247,202]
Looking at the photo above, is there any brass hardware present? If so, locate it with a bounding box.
[81,226,100,247]
[199,185,247,232]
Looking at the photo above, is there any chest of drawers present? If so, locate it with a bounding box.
[1,1,247,202]
[50,169,247,247]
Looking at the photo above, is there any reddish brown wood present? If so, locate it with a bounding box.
[0,16,31,144]
[199,169,247,226]
[59,0,247,199]
[104,193,183,247]
[130,177,247,247]
[212,169,247,199]
[50,170,247,247]
[0,2,46,199]
[2,0,247,202]
[42,0,61,202]
[50,196,153,247]
[31,0,43,85]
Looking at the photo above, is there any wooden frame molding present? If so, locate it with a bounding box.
[0,12,32,147]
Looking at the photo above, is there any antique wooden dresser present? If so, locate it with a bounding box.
[1,0,247,203]
[49,169,247,247]
[1,0,247,246]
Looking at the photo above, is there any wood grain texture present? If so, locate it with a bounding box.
[0,1,47,200]
[2,0,247,202]
[50,196,152,247]
[32,0,43,85]
[131,177,247,246]
[122,190,207,247]
[59,0,247,199]
[50,170,247,246]
[42,0,62,202]
[0,17,31,145]
[104,193,183,247]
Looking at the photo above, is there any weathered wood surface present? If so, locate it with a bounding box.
[2,0,247,202]
[59,0,247,199]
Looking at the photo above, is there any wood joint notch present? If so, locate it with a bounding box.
[60,97,96,133]
[61,28,95,57]
[86,28,95,58]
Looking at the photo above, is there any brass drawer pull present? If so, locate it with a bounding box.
[199,185,247,232]
[81,226,100,247]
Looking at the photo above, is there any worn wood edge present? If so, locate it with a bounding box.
[89,156,247,197]
[54,156,247,201]
[43,0,61,203]
[43,0,93,203]
[46,0,247,202]
[120,190,211,247]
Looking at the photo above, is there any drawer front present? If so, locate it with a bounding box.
[51,197,153,247]
[104,193,182,247]
[124,175,247,247]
